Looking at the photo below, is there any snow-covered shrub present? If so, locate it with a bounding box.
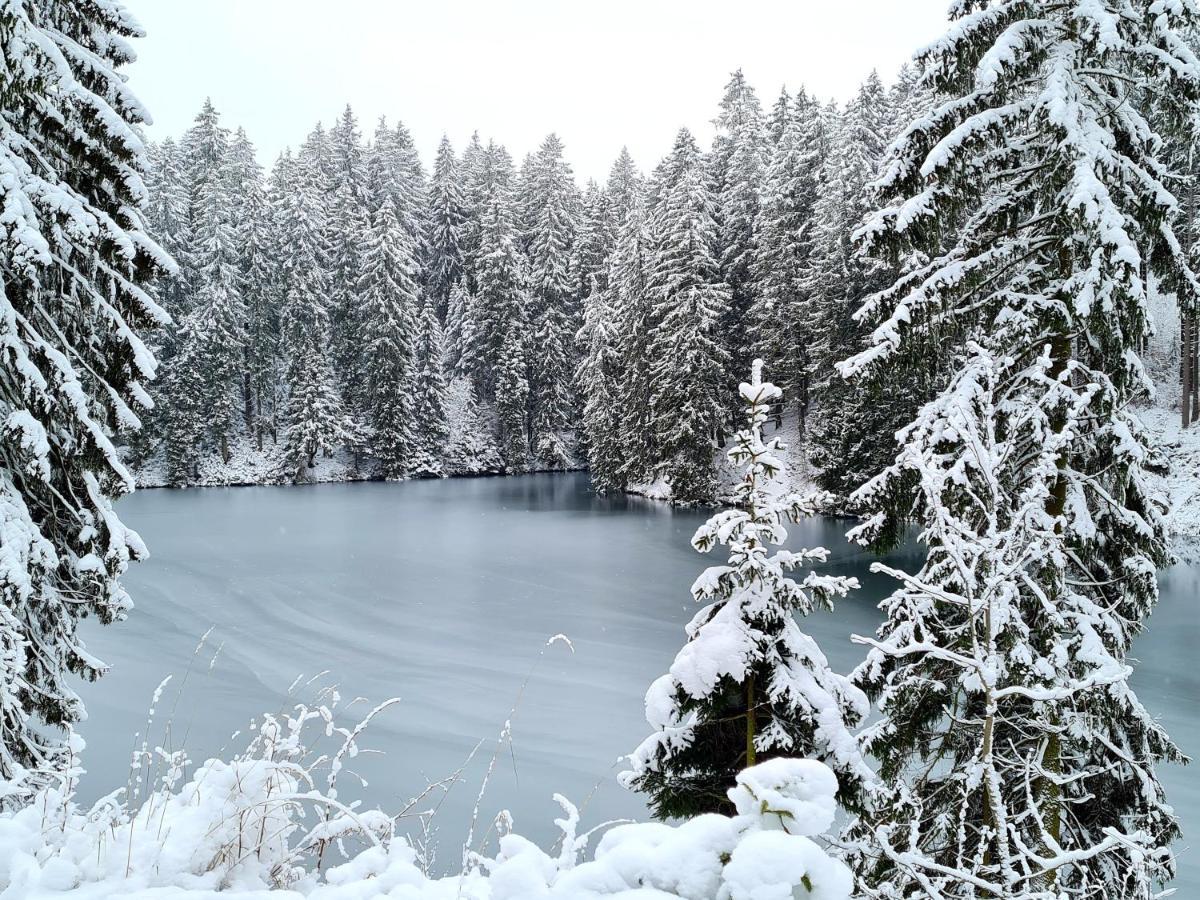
[0,755,852,899]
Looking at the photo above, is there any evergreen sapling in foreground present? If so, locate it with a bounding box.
[624,361,870,818]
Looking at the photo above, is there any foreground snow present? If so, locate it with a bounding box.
[0,749,851,900]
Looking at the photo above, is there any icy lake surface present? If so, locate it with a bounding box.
[78,472,1198,886]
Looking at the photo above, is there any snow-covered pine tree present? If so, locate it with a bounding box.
[570,180,610,303]
[279,146,356,477]
[326,106,372,418]
[143,137,191,315]
[576,275,624,491]
[426,135,468,317]
[609,196,654,488]
[523,134,581,470]
[645,129,730,504]
[748,88,826,424]
[387,120,430,262]
[710,70,766,396]
[624,361,868,819]
[358,184,421,479]
[604,147,643,245]
[131,138,190,465]
[804,76,913,499]
[0,0,170,792]
[471,149,530,471]
[444,278,477,378]
[765,86,792,147]
[407,297,450,478]
[228,128,279,448]
[177,151,248,464]
[459,131,488,292]
[178,99,230,300]
[841,3,1199,895]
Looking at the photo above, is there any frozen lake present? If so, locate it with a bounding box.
[78,472,1197,886]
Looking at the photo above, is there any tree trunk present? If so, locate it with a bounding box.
[1183,313,1192,430]
[745,672,757,769]
[1041,326,1072,880]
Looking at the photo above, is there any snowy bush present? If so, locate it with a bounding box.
[0,749,852,899]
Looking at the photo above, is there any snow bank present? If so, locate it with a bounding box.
[627,412,817,506]
[1138,405,1200,555]
[0,717,851,900]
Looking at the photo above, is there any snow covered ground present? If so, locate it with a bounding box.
[0,756,852,900]
[1139,404,1200,554]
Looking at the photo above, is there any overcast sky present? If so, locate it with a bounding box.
[126,0,951,182]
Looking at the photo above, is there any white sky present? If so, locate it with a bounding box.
[126,0,951,182]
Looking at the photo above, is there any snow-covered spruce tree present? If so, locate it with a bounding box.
[183,152,247,460]
[326,106,371,418]
[604,164,654,487]
[604,147,644,243]
[645,129,730,504]
[624,361,868,819]
[803,75,917,499]
[458,131,488,292]
[444,278,477,378]
[748,88,826,423]
[524,134,581,470]
[570,180,610,305]
[765,87,792,147]
[178,99,230,299]
[384,120,430,262]
[279,149,356,477]
[407,297,450,478]
[0,0,169,792]
[710,70,766,396]
[426,135,468,316]
[472,154,530,471]
[841,3,1198,896]
[359,184,421,478]
[126,139,189,466]
[576,276,625,491]
[228,128,279,448]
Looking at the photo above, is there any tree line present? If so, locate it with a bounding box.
[136,69,944,501]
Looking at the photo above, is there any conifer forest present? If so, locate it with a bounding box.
[1,2,1199,899]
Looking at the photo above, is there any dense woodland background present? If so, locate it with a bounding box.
[127,69,975,501]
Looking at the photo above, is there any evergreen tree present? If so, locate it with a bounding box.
[279,150,355,476]
[0,0,169,792]
[178,99,230,299]
[359,186,421,479]
[646,129,730,504]
[805,76,915,498]
[748,88,826,422]
[523,134,581,469]
[570,180,610,303]
[459,130,488,291]
[604,147,643,245]
[610,195,654,487]
[445,278,478,378]
[472,158,530,471]
[183,152,248,461]
[765,86,792,147]
[326,106,372,417]
[408,298,451,477]
[842,3,1198,895]
[228,129,279,448]
[624,362,867,819]
[426,135,468,316]
[133,138,190,464]
[576,275,624,491]
[711,70,766,393]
